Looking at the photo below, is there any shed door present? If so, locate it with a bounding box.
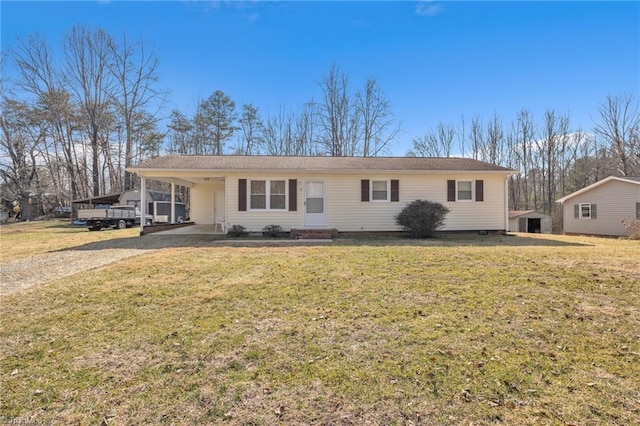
[527,218,541,233]
[518,217,527,232]
[304,180,326,227]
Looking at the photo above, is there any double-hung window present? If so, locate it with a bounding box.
[269,180,286,209]
[579,203,591,219]
[457,181,473,201]
[250,179,286,210]
[371,180,389,201]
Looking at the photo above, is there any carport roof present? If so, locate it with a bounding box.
[72,193,121,205]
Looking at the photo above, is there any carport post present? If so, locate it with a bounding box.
[171,182,176,224]
[140,177,146,235]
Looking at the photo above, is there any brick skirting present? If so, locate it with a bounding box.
[290,228,338,239]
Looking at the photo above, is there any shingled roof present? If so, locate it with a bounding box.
[129,155,516,173]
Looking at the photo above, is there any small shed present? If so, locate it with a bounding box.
[509,210,552,233]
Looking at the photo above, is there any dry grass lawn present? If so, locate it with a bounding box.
[1,221,639,425]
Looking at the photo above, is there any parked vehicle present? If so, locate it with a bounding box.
[151,201,186,223]
[73,189,186,226]
[52,206,72,218]
[77,205,151,231]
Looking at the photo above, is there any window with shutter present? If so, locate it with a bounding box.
[371,180,389,201]
[244,179,288,210]
[457,181,473,201]
[448,179,483,202]
[579,203,592,219]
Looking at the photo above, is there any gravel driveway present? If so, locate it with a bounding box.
[0,233,333,295]
[1,248,154,295]
[0,234,212,295]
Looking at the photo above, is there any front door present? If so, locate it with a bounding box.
[304,180,326,227]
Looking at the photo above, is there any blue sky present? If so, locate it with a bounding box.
[2,1,639,155]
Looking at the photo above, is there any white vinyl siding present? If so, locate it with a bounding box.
[222,173,508,232]
[563,179,640,236]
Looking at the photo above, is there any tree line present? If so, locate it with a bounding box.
[1,25,638,228]
[408,96,639,229]
[166,63,400,158]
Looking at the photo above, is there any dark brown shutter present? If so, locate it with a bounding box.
[288,179,297,211]
[447,180,456,202]
[574,204,579,219]
[361,180,370,202]
[238,179,247,211]
[636,202,640,220]
[390,179,399,202]
[475,180,484,202]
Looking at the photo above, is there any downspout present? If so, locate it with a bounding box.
[224,176,228,233]
[504,174,510,232]
[171,182,176,224]
[140,176,146,236]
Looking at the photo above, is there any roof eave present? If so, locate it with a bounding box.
[556,176,640,203]
[127,167,517,175]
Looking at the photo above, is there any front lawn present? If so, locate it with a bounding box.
[1,223,638,424]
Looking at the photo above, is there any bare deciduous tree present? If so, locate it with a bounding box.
[594,93,640,176]
[318,63,358,156]
[261,107,294,156]
[12,34,86,201]
[356,77,401,156]
[108,33,165,190]
[0,97,42,219]
[409,122,455,157]
[63,25,115,196]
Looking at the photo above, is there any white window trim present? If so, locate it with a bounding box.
[456,180,474,202]
[370,179,391,202]
[579,203,591,219]
[248,179,288,211]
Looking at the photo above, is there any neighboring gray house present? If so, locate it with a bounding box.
[556,176,640,237]
[509,210,552,234]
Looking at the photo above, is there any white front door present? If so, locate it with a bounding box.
[304,180,326,227]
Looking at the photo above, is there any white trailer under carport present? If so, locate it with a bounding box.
[118,189,186,224]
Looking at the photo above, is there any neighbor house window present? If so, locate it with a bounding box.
[371,180,389,201]
[579,203,591,219]
[250,179,286,210]
[457,181,473,201]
